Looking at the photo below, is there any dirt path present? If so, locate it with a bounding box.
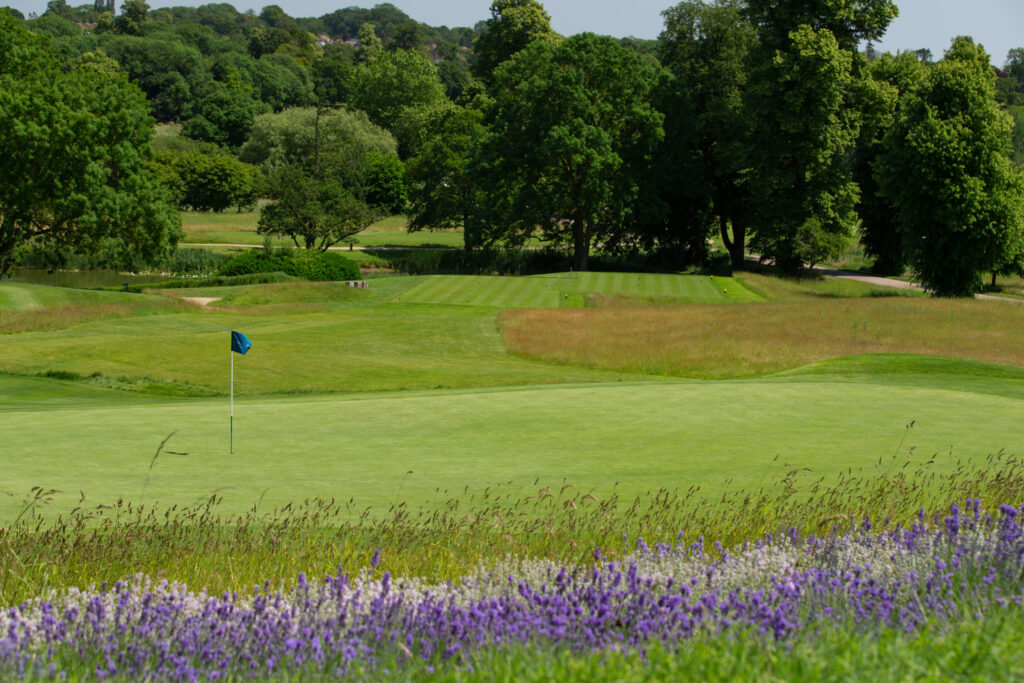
[812,267,922,290]
[812,266,1018,302]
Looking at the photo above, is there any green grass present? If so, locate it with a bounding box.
[421,613,1024,681]
[6,267,1024,677]
[180,211,465,248]
[2,359,1023,520]
[3,272,1024,524]
[0,282,145,312]
[391,272,760,308]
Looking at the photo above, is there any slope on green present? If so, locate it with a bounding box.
[2,367,1022,520]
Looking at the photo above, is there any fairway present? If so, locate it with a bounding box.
[2,369,1023,519]
[180,211,465,248]
[4,273,1024,524]
[390,272,760,308]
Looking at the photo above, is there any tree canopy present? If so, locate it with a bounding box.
[472,0,560,83]
[240,107,401,250]
[470,33,666,271]
[877,38,1024,296]
[0,9,179,275]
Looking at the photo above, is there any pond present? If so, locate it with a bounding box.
[9,268,177,289]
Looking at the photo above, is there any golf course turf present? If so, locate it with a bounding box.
[2,273,1024,521]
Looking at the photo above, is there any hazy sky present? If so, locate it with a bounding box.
[8,0,1023,66]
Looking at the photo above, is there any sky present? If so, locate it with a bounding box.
[7,0,1023,66]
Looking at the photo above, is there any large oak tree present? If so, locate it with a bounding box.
[469,33,666,271]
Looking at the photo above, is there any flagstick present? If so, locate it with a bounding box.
[230,348,234,454]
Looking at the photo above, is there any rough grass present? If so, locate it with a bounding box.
[499,296,1024,378]
[0,283,193,334]
[0,282,151,312]
[1,449,1021,605]
[735,271,924,300]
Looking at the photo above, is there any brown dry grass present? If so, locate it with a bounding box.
[498,297,1024,378]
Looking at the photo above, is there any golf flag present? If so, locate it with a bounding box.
[231,331,252,355]
[229,331,252,454]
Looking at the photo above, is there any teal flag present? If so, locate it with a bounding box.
[231,331,252,355]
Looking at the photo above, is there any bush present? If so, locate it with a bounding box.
[154,150,263,212]
[218,248,359,281]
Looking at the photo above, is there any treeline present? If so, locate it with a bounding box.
[2,0,1024,296]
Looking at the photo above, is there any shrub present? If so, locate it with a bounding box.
[218,249,359,281]
[154,150,263,212]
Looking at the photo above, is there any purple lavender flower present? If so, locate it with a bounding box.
[0,499,1022,680]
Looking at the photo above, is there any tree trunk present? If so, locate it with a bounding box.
[719,215,745,270]
[572,216,589,271]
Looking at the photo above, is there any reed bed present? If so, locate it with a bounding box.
[499,297,1024,378]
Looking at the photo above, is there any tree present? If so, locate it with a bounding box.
[356,22,382,62]
[254,54,315,110]
[740,0,899,271]
[0,10,179,275]
[258,166,377,250]
[469,33,665,271]
[406,105,485,231]
[362,152,407,213]
[239,107,397,169]
[659,0,754,269]
[240,107,399,250]
[182,83,265,148]
[155,150,261,212]
[91,34,210,122]
[472,0,559,83]
[349,48,446,139]
[854,51,927,274]
[114,0,148,35]
[313,43,356,106]
[876,38,1024,296]
[745,25,861,270]
[743,0,898,52]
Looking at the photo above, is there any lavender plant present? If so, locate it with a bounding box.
[1,501,1022,680]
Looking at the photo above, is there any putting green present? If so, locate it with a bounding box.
[2,372,1021,519]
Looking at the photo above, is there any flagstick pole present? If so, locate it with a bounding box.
[230,348,234,454]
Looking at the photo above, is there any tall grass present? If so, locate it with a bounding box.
[499,297,1024,378]
[1,449,1021,606]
